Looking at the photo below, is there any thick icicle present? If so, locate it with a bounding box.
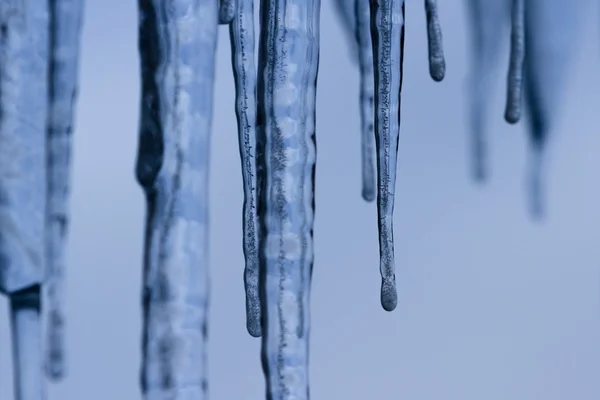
[45,0,84,381]
[0,2,49,399]
[256,0,320,396]
[355,0,376,202]
[370,0,404,312]
[229,0,261,338]
[10,285,45,400]
[219,0,235,24]
[465,0,510,182]
[504,0,524,124]
[424,0,445,81]
[136,0,218,398]
[333,0,359,63]
[523,0,582,219]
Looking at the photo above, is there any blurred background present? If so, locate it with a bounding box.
[2,0,600,398]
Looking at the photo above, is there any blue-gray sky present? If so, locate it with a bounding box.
[1,0,600,398]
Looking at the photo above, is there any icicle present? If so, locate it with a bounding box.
[136,1,218,398]
[10,285,45,400]
[219,0,235,24]
[0,2,49,399]
[370,0,404,312]
[465,0,510,182]
[333,0,359,63]
[522,0,583,219]
[256,0,319,396]
[354,0,376,202]
[424,0,445,82]
[44,0,84,381]
[504,0,524,124]
[229,0,261,338]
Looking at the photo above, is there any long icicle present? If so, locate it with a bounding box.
[504,0,524,124]
[219,0,235,24]
[465,0,510,182]
[45,0,84,381]
[424,0,445,82]
[0,1,49,399]
[355,0,376,202]
[229,0,261,338]
[136,0,218,398]
[257,0,320,396]
[10,286,45,400]
[370,0,404,312]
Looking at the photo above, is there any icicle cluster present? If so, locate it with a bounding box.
[0,0,82,399]
[0,0,587,399]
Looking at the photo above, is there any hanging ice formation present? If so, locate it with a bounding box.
[335,0,445,311]
[45,0,84,381]
[0,1,49,399]
[135,0,217,398]
[466,0,582,218]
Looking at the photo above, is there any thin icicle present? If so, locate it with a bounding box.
[0,3,49,399]
[355,0,376,202]
[424,0,445,81]
[136,0,218,398]
[10,285,45,400]
[370,0,404,312]
[465,0,510,182]
[219,0,235,24]
[45,0,84,381]
[257,0,319,396]
[229,0,261,338]
[504,0,524,123]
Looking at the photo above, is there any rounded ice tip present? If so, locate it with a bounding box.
[429,61,445,82]
[380,277,398,312]
[362,188,375,203]
[505,108,521,124]
[246,319,262,338]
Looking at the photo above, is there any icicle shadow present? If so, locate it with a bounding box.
[136,0,218,398]
[256,0,320,397]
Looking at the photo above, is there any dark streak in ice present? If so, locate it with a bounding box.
[504,0,524,124]
[229,0,262,338]
[424,0,445,82]
[370,0,404,312]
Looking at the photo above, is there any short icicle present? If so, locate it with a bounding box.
[333,0,359,63]
[136,0,218,398]
[355,0,376,202]
[424,0,445,81]
[219,0,236,24]
[370,0,404,312]
[10,286,45,400]
[45,0,85,381]
[256,0,320,396]
[0,1,49,399]
[465,0,510,182]
[504,0,524,124]
[229,0,261,338]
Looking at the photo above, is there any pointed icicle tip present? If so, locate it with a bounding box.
[527,142,546,222]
